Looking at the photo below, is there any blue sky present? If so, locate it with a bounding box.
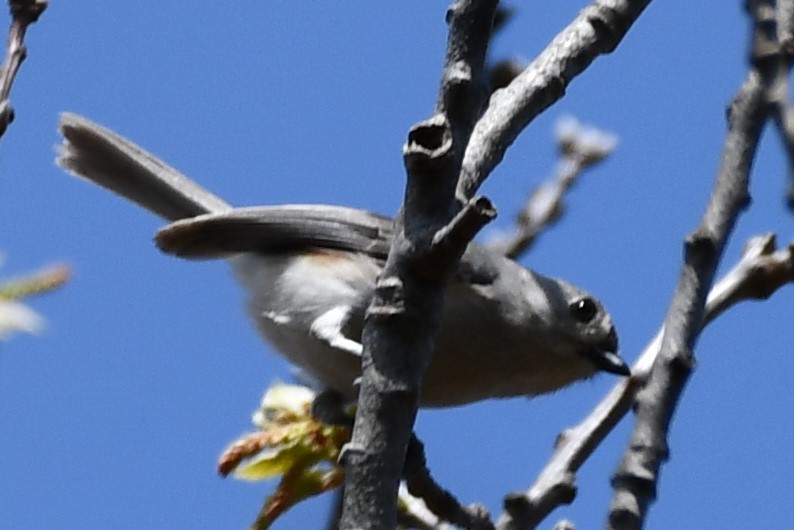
[1,2,792,529]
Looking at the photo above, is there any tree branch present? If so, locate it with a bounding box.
[0,0,47,142]
[339,2,498,528]
[765,0,794,210]
[404,434,494,530]
[457,0,652,200]
[606,3,776,527]
[493,233,793,530]
[396,483,458,530]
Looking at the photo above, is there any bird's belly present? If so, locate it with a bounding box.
[255,315,362,398]
[228,251,375,397]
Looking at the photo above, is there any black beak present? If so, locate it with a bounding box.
[586,326,630,376]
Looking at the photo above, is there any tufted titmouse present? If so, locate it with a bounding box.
[56,113,629,408]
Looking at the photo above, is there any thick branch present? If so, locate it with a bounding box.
[606,4,774,527]
[457,0,652,200]
[0,0,47,141]
[339,2,498,528]
[494,234,793,530]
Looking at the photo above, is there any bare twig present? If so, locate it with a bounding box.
[457,0,653,201]
[397,483,458,530]
[404,434,494,530]
[339,2,498,528]
[494,234,793,530]
[488,117,618,259]
[606,3,776,527]
[0,0,47,141]
[704,234,794,323]
[765,0,794,210]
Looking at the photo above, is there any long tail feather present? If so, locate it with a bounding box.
[57,113,230,221]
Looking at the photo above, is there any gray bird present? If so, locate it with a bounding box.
[57,113,628,408]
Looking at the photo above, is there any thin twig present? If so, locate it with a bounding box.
[397,483,459,530]
[606,3,776,527]
[0,0,47,141]
[488,117,618,259]
[495,234,793,530]
[766,0,794,210]
[404,434,494,530]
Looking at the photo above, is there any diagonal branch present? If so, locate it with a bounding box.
[606,3,778,527]
[457,0,652,200]
[0,0,47,142]
[403,434,494,530]
[494,234,793,530]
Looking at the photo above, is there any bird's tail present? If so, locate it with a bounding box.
[57,113,230,221]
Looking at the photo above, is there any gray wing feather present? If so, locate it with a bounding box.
[57,113,230,221]
[57,113,500,287]
[156,204,501,287]
[155,204,395,259]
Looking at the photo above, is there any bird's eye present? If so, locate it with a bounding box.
[570,297,598,323]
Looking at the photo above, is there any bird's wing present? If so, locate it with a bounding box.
[156,203,503,289]
[155,204,395,259]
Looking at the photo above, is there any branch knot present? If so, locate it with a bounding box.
[403,115,453,174]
